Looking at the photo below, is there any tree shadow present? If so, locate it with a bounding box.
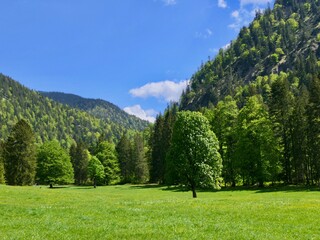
[253,185,320,193]
[129,184,187,192]
[130,184,320,194]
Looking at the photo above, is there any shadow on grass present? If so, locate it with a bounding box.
[129,184,188,192]
[130,184,320,194]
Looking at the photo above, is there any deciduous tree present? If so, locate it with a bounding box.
[167,111,222,198]
[87,156,104,188]
[36,140,74,188]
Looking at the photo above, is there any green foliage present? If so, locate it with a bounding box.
[40,92,149,132]
[36,140,74,186]
[87,156,105,187]
[167,111,222,197]
[3,119,37,185]
[211,96,239,186]
[70,142,90,185]
[131,133,149,183]
[95,141,120,184]
[0,141,5,183]
[116,133,133,183]
[236,95,280,186]
[0,74,148,147]
[180,0,320,109]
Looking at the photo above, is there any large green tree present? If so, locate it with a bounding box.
[116,133,133,183]
[131,133,149,183]
[211,96,239,187]
[36,140,74,188]
[3,119,37,185]
[269,73,293,183]
[87,156,104,188]
[236,95,280,186]
[167,111,222,198]
[70,142,90,185]
[0,141,5,183]
[95,141,120,185]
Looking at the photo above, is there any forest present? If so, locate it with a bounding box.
[1,0,320,196]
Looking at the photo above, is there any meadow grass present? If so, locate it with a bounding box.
[1,184,320,240]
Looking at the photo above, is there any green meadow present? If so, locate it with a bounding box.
[1,184,320,240]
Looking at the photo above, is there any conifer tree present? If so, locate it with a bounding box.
[70,141,90,185]
[3,119,37,185]
[116,133,132,183]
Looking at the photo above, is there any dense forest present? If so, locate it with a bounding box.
[150,0,320,187]
[1,0,320,193]
[0,74,149,147]
[40,91,148,131]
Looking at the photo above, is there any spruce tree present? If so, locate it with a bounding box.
[3,119,37,185]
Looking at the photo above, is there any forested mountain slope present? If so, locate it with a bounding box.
[180,0,320,109]
[148,0,320,187]
[0,74,145,147]
[40,92,149,131]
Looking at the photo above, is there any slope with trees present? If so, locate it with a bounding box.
[0,74,148,148]
[40,91,149,131]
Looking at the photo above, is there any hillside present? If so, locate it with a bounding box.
[148,0,320,187]
[40,92,149,131]
[180,0,320,109]
[0,74,146,147]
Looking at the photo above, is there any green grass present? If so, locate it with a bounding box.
[1,184,320,239]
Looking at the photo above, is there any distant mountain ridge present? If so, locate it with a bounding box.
[40,91,149,131]
[0,74,149,147]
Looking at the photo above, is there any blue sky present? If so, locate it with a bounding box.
[0,0,273,122]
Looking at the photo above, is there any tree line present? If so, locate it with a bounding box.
[150,71,320,188]
[0,119,150,188]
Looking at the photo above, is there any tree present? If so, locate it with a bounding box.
[150,114,165,183]
[167,111,222,198]
[0,141,5,184]
[236,95,280,186]
[36,140,74,188]
[70,142,90,185]
[211,96,239,187]
[307,75,320,184]
[95,141,120,185]
[269,73,293,183]
[87,156,104,188]
[3,119,37,185]
[132,133,149,183]
[116,133,132,183]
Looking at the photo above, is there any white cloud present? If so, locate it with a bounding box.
[228,7,256,30]
[124,105,157,123]
[228,0,272,31]
[162,0,177,6]
[129,80,189,102]
[218,0,227,8]
[223,43,231,50]
[195,28,213,39]
[231,10,240,18]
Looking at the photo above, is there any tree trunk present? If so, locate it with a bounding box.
[191,185,197,198]
[93,178,96,188]
[49,183,53,188]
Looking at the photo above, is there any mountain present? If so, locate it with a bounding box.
[0,74,148,147]
[40,92,149,131]
[180,0,320,110]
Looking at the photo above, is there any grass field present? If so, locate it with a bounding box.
[1,184,320,240]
